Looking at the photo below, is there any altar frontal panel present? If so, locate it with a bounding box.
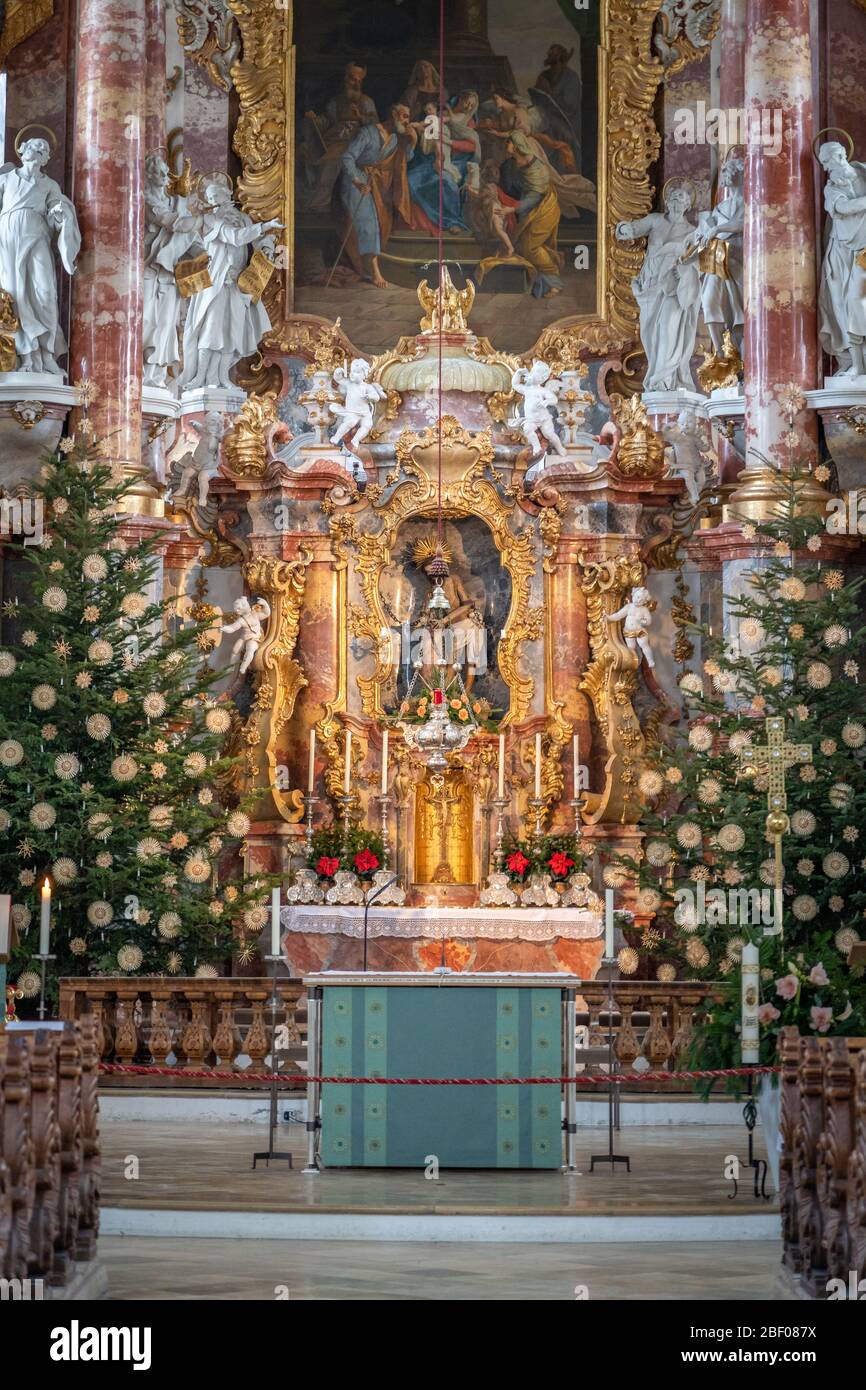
[320,984,562,1168]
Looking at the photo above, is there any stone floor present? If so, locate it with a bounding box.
[98,1236,783,1301]
[100,1118,775,1216]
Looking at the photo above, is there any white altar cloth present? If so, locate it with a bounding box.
[281,904,601,941]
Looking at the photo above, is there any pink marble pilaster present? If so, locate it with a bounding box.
[70,0,146,480]
[145,0,167,155]
[742,0,819,468]
[719,0,747,120]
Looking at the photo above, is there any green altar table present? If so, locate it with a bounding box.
[304,971,579,1170]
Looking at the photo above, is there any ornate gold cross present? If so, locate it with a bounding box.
[739,716,812,937]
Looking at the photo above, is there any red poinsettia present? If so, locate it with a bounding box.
[316,855,340,878]
[354,848,380,875]
[506,850,530,877]
[548,851,575,879]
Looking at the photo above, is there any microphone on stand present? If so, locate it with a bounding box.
[363,875,398,973]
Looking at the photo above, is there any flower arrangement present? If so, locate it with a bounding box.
[308,823,386,882]
[502,833,585,885]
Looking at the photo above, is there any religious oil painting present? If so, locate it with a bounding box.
[294,0,600,354]
[376,517,512,718]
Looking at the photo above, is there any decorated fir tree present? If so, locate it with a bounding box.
[0,435,266,1001]
[618,475,866,1070]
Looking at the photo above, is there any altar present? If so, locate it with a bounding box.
[304,971,580,1170]
[281,904,604,977]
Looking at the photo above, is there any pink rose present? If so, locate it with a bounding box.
[808,963,830,987]
[775,973,799,1001]
[809,1006,833,1034]
[758,1003,780,1026]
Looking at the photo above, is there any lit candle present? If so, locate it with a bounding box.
[534,732,542,799]
[343,729,352,794]
[307,728,316,794]
[572,733,580,799]
[270,885,281,958]
[40,878,51,956]
[741,942,760,1064]
[380,728,389,796]
[604,889,614,959]
[497,732,505,799]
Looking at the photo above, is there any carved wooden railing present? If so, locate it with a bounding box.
[0,1018,100,1288]
[58,977,305,1082]
[576,981,724,1081]
[779,1027,866,1299]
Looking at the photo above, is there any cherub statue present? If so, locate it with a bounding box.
[329,357,386,450]
[607,586,655,669]
[662,407,713,505]
[220,595,271,675]
[510,360,567,461]
[170,409,226,508]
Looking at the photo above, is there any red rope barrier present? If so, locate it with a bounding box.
[99,1062,780,1086]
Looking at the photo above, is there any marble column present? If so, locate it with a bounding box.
[70,0,152,509]
[145,0,167,156]
[719,0,747,134]
[739,0,818,480]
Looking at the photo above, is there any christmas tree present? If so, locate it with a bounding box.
[0,432,266,1001]
[618,474,866,1070]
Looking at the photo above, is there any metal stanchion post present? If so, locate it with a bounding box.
[303,986,322,1174]
[562,986,577,1172]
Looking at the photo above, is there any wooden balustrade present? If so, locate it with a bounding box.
[576,980,723,1080]
[0,1017,100,1290]
[58,977,305,1085]
[778,1027,866,1299]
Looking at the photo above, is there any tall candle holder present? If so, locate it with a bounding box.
[303,793,319,855]
[568,795,585,841]
[335,792,354,849]
[492,794,510,869]
[36,952,56,1021]
[375,792,392,869]
[527,795,546,843]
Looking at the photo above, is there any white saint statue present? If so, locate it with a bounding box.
[143,154,197,389]
[607,586,655,669]
[0,136,80,374]
[690,153,744,356]
[510,360,567,460]
[179,181,281,391]
[220,596,271,675]
[817,141,866,378]
[329,357,386,449]
[615,185,700,392]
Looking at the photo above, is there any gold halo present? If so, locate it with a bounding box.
[14,125,57,156]
[411,534,454,568]
[812,127,854,161]
[661,176,697,209]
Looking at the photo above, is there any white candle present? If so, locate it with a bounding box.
[741,942,760,1064]
[270,886,281,958]
[572,733,580,799]
[534,732,542,799]
[497,733,505,799]
[343,729,352,794]
[380,728,389,796]
[604,889,614,959]
[307,728,316,794]
[40,878,51,956]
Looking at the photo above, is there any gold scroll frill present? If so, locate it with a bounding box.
[343,416,541,729]
[242,552,310,823]
[232,0,669,362]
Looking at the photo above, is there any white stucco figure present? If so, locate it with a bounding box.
[689,153,744,355]
[171,410,226,508]
[329,357,385,449]
[608,586,656,669]
[221,595,271,675]
[511,360,567,460]
[143,155,197,389]
[179,181,281,390]
[817,141,866,378]
[0,137,80,374]
[663,407,711,505]
[615,185,700,392]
